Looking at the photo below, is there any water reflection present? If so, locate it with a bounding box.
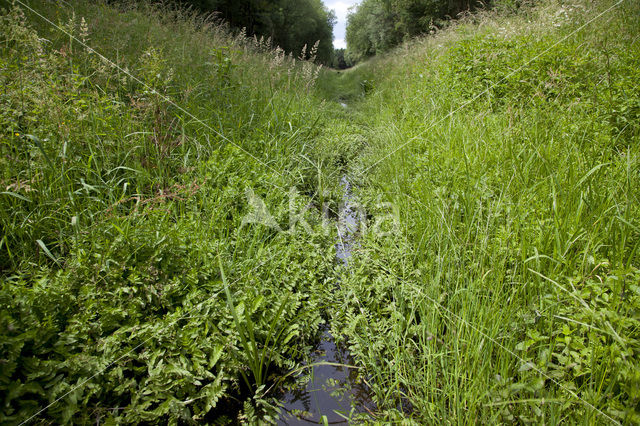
[277,326,374,424]
[278,177,373,424]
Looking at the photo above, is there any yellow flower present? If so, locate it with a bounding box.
[15,132,20,136]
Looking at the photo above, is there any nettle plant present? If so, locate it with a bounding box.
[506,264,640,423]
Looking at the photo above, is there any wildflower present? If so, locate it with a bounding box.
[15,132,20,136]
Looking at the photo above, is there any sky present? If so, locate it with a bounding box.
[322,0,361,49]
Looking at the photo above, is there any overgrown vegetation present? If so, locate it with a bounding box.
[1,0,639,423]
[330,0,640,422]
[345,0,488,61]
[0,0,340,422]
[176,0,337,64]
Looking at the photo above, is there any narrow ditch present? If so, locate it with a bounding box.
[278,176,374,424]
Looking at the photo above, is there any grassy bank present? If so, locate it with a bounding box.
[327,0,640,423]
[0,0,348,423]
[2,0,639,423]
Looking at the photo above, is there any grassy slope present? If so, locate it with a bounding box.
[326,0,640,423]
[1,0,639,424]
[0,0,346,423]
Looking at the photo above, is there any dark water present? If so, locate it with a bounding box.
[278,177,373,424]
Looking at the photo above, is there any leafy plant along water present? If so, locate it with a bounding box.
[1,0,639,424]
[278,176,374,424]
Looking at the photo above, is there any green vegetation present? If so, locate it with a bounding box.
[0,0,340,422]
[329,48,353,70]
[332,0,640,422]
[346,0,484,61]
[177,0,337,64]
[1,0,639,424]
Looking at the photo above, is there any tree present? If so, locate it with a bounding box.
[176,0,336,64]
[331,48,352,69]
[346,0,485,60]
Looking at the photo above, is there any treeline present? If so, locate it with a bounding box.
[331,48,354,69]
[177,0,336,64]
[346,0,483,61]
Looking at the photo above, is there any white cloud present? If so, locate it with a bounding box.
[322,0,361,49]
[334,39,347,49]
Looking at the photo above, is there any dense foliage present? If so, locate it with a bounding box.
[329,48,353,69]
[1,0,639,423]
[178,0,336,64]
[346,0,486,61]
[0,0,341,423]
[328,0,640,422]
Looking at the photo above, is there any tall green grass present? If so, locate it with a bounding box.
[2,0,639,423]
[325,0,640,423]
[0,0,341,423]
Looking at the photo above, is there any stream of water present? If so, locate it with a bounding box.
[278,176,373,424]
